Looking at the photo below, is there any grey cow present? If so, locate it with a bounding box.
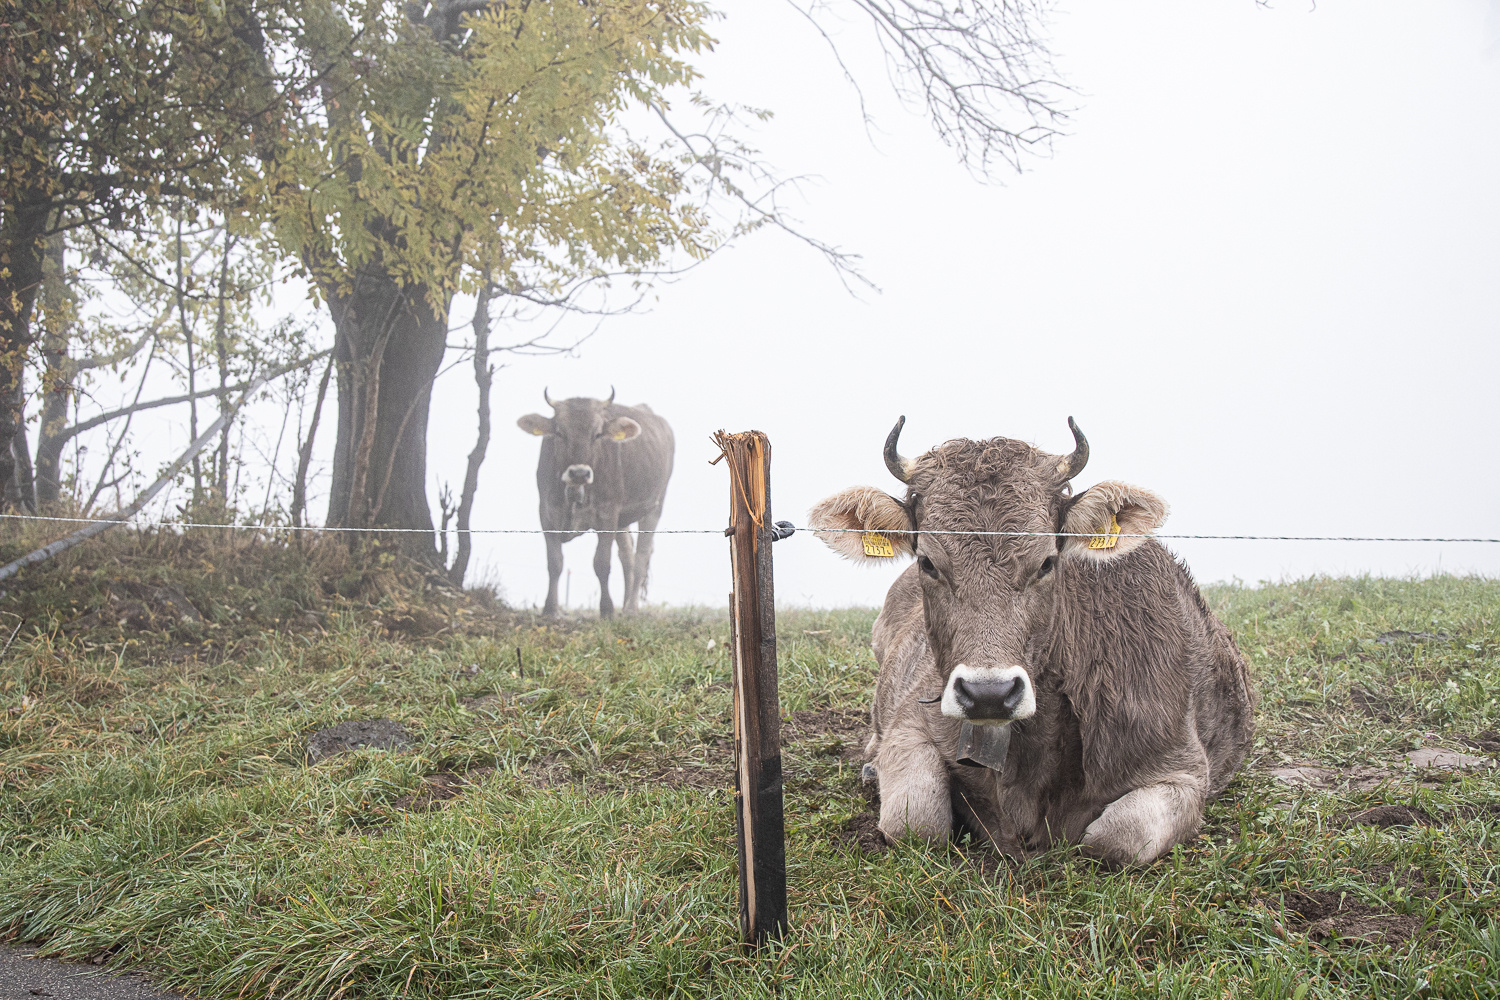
[517,390,674,618]
[809,417,1256,864]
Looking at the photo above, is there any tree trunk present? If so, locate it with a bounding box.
[448,279,494,587]
[324,263,447,559]
[0,196,50,496]
[4,373,35,512]
[292,353,334,528]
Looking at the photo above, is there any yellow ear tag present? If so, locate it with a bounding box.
[531,428,546,435]
[612,430,628,441]
[861,533,896,558]
[1088,514,1121,550]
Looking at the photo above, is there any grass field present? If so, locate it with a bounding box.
[0,541,1497,998]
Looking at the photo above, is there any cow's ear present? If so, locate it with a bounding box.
[603,416,640,442]
[808,487,914,562]
[517,413,554,436]
[1061,481,1169,560]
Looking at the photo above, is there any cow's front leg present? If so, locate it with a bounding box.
[542,534,565,617]
[615,523,637,615]
[1081,772,1206,865]
[593,530,615,619]
[874,726,951,843]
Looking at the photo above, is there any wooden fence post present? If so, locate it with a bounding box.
[714,430,787,947]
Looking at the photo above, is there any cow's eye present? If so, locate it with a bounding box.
[1034,555,1057,581]
[917,555,940,580]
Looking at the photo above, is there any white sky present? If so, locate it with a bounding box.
[71,0,1500,612]
[425,0,1500,610]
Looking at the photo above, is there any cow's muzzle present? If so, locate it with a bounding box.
[940,665,1036,724]
[562,465,593,506]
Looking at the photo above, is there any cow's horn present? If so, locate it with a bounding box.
[1060,416,1089,480]
[607,385,616,405]
[543,387,556,409]
[884,415,911,484]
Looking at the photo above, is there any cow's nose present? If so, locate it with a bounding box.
[951,675,1027,719]
[563,464,594,485]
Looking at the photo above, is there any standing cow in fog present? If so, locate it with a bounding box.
[809,417,1255,865]
[517,390,674,618]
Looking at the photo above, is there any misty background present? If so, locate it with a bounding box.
[93,0,1500,610]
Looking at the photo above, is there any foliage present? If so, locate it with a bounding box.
[0,567,1496,998]
[0,0,288,231]
[259,0,720,309]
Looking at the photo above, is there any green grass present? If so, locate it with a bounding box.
[1,565,1498,998]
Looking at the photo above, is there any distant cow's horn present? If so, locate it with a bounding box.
[543,387,556,409]
[607,385,616,405]
[884,415,911,484]
[1061,416,1089,480]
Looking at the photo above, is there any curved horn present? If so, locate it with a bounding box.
[1060,416,1089,480]
[543,387,556,409]
[607,385,616,405]
[884,416,911,484]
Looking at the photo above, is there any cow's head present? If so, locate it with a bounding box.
[809,417,1168,727]
[517,388,640,507]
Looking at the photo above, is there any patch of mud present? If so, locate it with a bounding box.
[393,767,494,812]
[1462,730,1500,754]
[1268,764,1395,791]
[1282,890,1424,946]
[307,719,413,763]
[1406,747,1492,771]
[782,707,867,760]
[1266,746,1490,793]
[834,811,887,853]
[1345,805,1436,828]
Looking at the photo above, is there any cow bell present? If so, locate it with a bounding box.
[956,720,1011,771]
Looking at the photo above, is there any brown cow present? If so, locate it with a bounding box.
[809,417,1255,864]
[517,389,674,618]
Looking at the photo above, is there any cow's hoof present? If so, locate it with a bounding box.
[861,763,878,785]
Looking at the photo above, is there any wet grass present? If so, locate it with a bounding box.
[0,565,1497,998]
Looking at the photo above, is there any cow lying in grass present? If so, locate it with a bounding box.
[810,417,1256,864]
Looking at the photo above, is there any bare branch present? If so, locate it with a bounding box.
[55,350,332,446]
[789,0,1072,177]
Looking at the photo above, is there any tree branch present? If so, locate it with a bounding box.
[54,350,332,445]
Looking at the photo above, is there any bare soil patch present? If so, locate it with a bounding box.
[835,811,887,853]
[1344,804,1435,828]
[392,768,495,812]
[1283,889,1423,946]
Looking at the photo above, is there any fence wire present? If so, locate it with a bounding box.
[0,512,1496,543]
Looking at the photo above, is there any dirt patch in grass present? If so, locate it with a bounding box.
[1344,804,1436,828]
[1461,730,1500,754]
[1267,763,1396,791]
[1281,890,1423,946]
[1281,863,1439,947]
[782,706,867,760]
[392,768,495,812]
[834,811,887,853]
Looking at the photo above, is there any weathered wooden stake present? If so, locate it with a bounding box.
[714,430,787,947]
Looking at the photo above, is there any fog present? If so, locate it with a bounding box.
[67,1,1499,611]
[403,0,1498,611]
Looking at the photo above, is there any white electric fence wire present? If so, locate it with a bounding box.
[0,512,1496,543]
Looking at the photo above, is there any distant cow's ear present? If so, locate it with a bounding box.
[603,416,641,442]
[1061,481,1169,560]
[517,413,554,436]
[808,487,914,562]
